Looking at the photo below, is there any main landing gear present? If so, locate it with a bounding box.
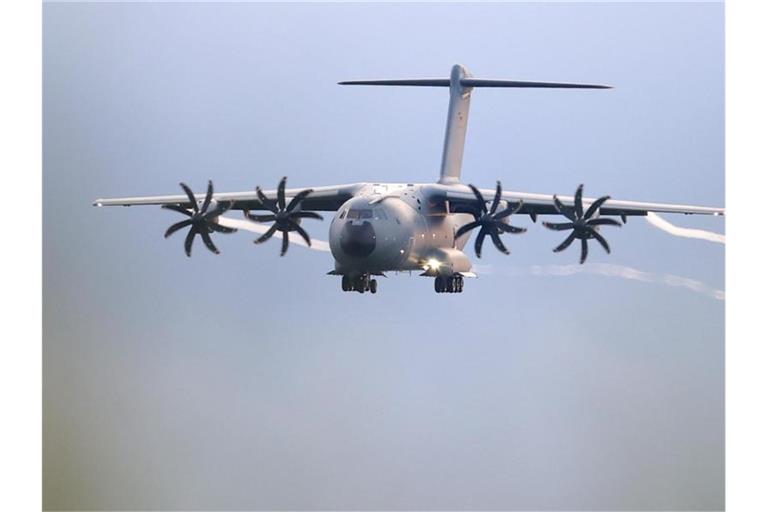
[434,274,464,294]
[341,274,377,294]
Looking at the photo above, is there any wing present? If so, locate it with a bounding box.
[440,186,724,217]
[93,183,364,211]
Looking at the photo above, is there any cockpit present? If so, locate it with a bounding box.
[339,208,388,221]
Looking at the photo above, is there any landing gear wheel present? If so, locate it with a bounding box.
[370,279,377,294]
[446,278,455,293]
[434,276,446,293]
[341,275,351,292]
[352,275,366,293]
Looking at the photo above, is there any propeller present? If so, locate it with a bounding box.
[542,184,622,264]
[162,181,237,257]
[454,181,526,258]
[244,176,323,256]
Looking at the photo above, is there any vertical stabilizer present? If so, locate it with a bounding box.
[438,64,473,185]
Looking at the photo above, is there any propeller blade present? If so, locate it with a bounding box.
[497,223,526,234]
[587,217,622,227]
[256,186,278,213]
[288,220,312,247]
[184,228,196,257]
[455,219,482,239]
[285,189,313,213]
[474,227,487,258]
[492,200,523,220]
[553,195,576,221]
[209,223,237,234]
[162,204,194,217]
[588,227,611,254]
[277,176,287,210]
[200,229,220,254]
[468,184,488,214]
[201,180,214,213]
[254,223,278,244]
[542,221,574,231]
[584,194,610,219]
[291,211,324,220]
[164,219,193,238]
[280,231,289,256]
[244,211,276,223]
[490,230,510,255]
[179,183,199,213]
[580,238,589,264]
[574,184,584,218]
[553,231,577,252]
[490,181,502,215]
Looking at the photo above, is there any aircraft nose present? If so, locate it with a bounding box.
[340,220,376,257]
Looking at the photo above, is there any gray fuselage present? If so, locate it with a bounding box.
[328,183,479,276]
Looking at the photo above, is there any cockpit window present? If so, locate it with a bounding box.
[345,208,387,220]
[347,209,373,219]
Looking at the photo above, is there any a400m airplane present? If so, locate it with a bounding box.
[94,64,724,294]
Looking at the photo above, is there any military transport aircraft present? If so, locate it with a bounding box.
[94,65,724,294]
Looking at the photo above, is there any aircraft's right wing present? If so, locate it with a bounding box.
[93,180,367,257]
[94,182,365,212]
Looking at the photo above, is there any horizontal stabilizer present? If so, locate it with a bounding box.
[338,64,612,186]
[460,78,611,89]
[338,78,450,86]
[339,78,611,89]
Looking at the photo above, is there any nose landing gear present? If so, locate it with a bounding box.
[341,274,378,294]
[434,274,464,294]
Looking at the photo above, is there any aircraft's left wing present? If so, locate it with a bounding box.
[94,182,364,212]
[440,186,724,218]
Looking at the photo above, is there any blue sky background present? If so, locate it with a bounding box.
[43,2,724,510]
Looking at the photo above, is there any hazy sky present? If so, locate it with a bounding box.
[43,2,724,510]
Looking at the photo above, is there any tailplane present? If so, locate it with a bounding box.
[339,64,611,185]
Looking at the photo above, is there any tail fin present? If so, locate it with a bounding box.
[339,64,611,185]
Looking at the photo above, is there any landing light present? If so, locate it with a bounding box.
[426,258,441,271]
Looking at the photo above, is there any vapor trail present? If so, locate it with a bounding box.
[218,216,722,298]
[216,216,331,252]
[645,212,725,244]
[476,263,724,301]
